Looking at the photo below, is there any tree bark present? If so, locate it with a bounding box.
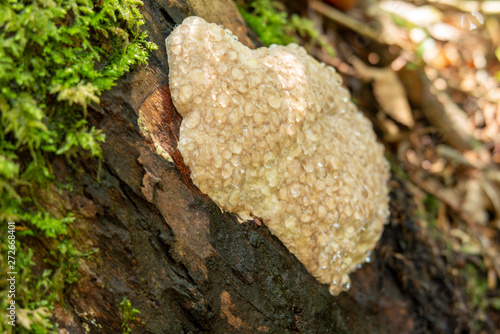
[44,1,469,333]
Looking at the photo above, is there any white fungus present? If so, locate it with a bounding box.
[166,16,390,295]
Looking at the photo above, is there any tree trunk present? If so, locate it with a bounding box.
[46,0,468,332]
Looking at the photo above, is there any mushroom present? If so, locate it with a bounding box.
[166,16,390,295]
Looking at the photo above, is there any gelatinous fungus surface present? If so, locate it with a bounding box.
[166,16,390,295]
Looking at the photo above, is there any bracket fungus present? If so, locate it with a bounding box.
[166,16,390,295]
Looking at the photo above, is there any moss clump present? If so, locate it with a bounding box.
[237,0,335,56]
[120,297,141,333]
[238,0,296,46]
[462,263,500,330]
[0,0,156,332]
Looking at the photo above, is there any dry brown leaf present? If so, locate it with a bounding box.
[353,59,415,127]
[461,178,489,225]
[486,17,500,47]
[481,175,500,219]
[373,69,415,127]
[450,228,481,254]
[377,111,402,141]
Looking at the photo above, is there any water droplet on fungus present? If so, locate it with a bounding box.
[208,24,225,41]
[266,90,282,109]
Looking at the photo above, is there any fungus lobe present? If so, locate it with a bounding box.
[166,16,390,295]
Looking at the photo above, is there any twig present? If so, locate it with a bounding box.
[410,70,477,152]
[309,0,388,45]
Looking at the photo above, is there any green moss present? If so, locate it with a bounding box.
[238,0,296,46]
[120,297,141,334]
[0,0,156,332]
[461,263,500,329]
[237,0,335,56]
[422,194,440,219]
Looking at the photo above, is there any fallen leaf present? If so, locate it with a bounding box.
[353,58,415,127]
